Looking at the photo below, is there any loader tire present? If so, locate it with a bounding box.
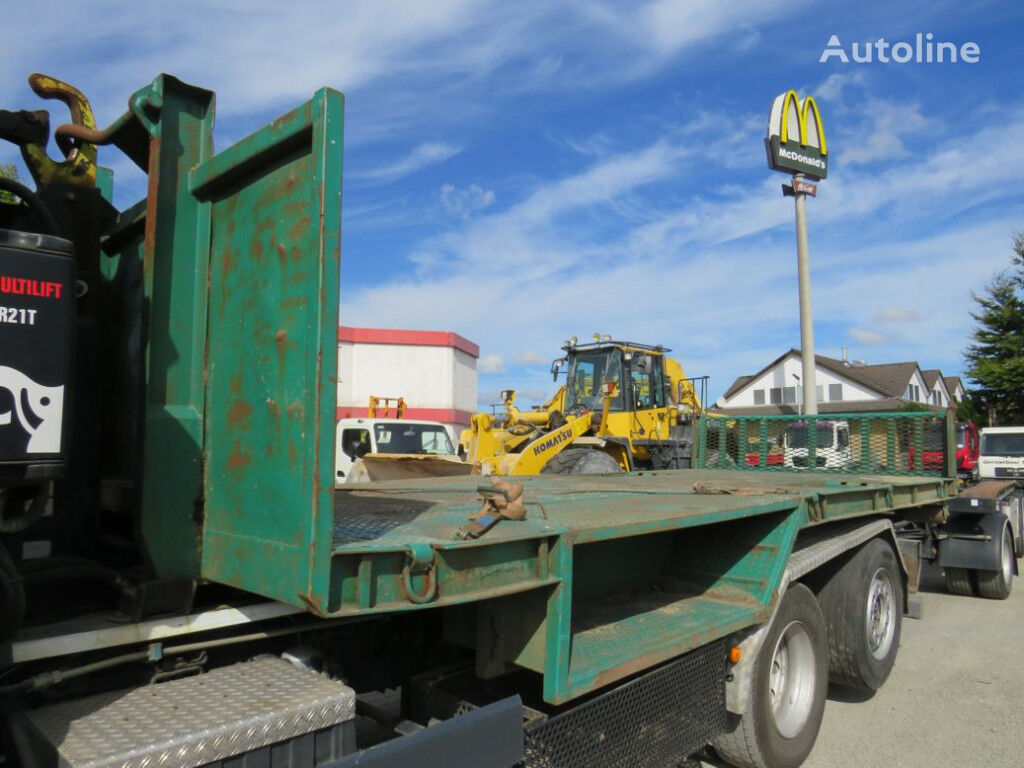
[944,567,975,596]
[712,584,828,768]
[541,447,622,475]
[975,524,1014,600]
[817,539,902,691]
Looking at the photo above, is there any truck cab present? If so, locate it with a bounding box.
[335,417,456,482]
[978,426,1024,480]
[783,419,852,470]
[956,421,980,481]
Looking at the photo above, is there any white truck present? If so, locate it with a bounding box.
[978,425,1024,480]
[783,419,852,470]
[335,417,466,483]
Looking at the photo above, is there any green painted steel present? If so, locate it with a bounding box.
[98,75,217,578]
[324,469,954,703]
[95,76,343,594]
[87,75,961,709]
[195,89,344,610]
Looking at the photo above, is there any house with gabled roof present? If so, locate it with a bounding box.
[715,349,963,415]
[921,370,955,408]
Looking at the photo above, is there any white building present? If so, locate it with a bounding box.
[716,349,963,415]
[336,326,479,441]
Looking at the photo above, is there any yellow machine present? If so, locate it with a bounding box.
[461,336,703,475]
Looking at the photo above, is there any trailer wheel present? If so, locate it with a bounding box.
[817,539,903,691]
[944,567,975,596]
[541,447,622,475]
[713,584,828,768]
[975,525,1014,600]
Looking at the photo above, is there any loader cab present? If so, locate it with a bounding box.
[562,343,668,415]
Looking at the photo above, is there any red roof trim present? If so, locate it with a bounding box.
[338,326,479,358]
[336,406,473,425]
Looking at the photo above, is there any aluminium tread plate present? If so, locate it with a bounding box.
[25,657,356,768]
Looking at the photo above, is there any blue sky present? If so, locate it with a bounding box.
[3,1,1022,408]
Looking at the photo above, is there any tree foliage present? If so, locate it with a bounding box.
[964,234,1024,425]
[0,162,20,204]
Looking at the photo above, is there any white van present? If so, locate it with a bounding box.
[335,417,457,483]
[783,419,852,471]
[978,426,1024,480]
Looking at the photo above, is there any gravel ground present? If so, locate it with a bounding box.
[700,561,1024,768]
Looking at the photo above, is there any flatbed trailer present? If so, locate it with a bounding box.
[0,73,1009,768]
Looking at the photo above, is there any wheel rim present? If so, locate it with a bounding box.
[1001,529,1013,585]
[866,567,897,661]
[768,620,816,739]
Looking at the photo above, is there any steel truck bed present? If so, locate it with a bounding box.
[279,469,951,704]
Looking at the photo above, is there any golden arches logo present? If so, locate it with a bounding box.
[777,90,826,155]
[766,90,828,179]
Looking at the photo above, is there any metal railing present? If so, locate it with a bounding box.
[696,410,955,477]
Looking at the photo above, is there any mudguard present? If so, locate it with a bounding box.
[938,511,1015,572]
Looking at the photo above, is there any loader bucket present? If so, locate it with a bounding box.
[345,454,476,483]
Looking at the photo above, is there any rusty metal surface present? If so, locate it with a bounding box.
[958,479,1017,500]
[332,469,950,552]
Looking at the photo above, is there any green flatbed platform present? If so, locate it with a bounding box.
[316,469,954,703]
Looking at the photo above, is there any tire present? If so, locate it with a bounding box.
[817,539,903,691]
[540,447,623,475]
[945,567,976,596]
[713,584,828,768]
[976,525,1014,600]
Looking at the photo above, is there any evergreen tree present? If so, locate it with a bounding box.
[964,235,1024,425]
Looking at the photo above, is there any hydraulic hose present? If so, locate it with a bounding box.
[0,546,26,644]
[0,617,359,694]
[0,177,59,236]
[0,489,48,534]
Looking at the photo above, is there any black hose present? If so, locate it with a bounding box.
[0,546,25,644]
[0,489,48,534]
[0,177,59,236]
[17,556,127,594]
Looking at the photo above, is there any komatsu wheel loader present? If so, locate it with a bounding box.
[461,336,703,475]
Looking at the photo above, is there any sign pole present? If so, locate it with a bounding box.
[765,90,828,416]
[793,173,817,415]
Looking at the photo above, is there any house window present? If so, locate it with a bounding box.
[816,385,824,403]
[754,389,765,405]
[783,386,797,404]
[770,388,782,404]
[829,383,842,401]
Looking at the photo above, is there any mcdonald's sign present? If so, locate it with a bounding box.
[765,90,828,180]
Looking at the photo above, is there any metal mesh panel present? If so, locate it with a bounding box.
[408,641,726,768]
[522,640,726,768]
[697,411,954,477]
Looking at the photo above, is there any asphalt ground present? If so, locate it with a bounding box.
[700,561,1024,768]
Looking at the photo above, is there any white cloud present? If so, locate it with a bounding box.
[356,142,462,181]
[635,0,812,58]
[515,350,550,366]
[841,100,929,166]
[874,307,920,323]
[479,354,505,373]
[342,107,1024,405]
[848,328,888,345]
[440,183,496,219]
[815,71,868,102]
